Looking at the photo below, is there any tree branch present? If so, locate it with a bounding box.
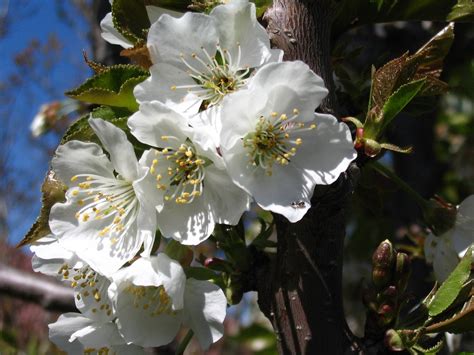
[0,262,76,312]
[256,1,361,353]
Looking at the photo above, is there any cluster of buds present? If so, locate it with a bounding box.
[363,240,411,337]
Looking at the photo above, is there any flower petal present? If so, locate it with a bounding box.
[112,255,186,310]
[100,12,133,49]
[456,194,474,232]
[89,118,139,182]
[128,101,191,149]
[50,199,143,277]
[49,313,92,353]
[133,63,201,115]
[292,113,356,185]
[148,12,219,68]
[52,141,114,185]
[223,143,312,222]
[210,0,273,68]
[115,289,182,347]
[205,165,250,225]
[249,61,328,113]
[70,321,125,349]
[157,190,215,245]
[183,279,227,350]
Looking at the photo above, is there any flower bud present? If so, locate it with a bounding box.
[372,240,396,289]
[363,138,382,158]
[203,257,230,272]
[384,329,405,351]
[378,302,396,325]
[394,252,411,294]
[422,196,457,236]
[225,274,243,305]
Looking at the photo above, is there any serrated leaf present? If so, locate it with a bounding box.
[364,24,453,141]
[17,171,67,248]
[145,0,190,12]
[370,53,410,112]
[380,78,426,129]
[413,23,454,75]
[112,0,150,44]
[448,0,474,21]
[413,339,444,354]
[66,65,148,111]
[61,106,131,144]
[427,247,472,317]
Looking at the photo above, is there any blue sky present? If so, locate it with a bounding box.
[1,1,92,244]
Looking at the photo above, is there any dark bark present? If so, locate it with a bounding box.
[255,1,359,354]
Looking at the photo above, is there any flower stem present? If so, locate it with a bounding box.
[175,329,194,355]
[368,161,429,209]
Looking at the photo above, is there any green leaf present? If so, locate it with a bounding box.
[164,240,194,266]
[427,247,472,317]
[66,65,148,111]
[448,0,474,21]
[145,0,190,12]
[17,171,67,247]
[412,339,444,354]
[253,0,273,16]
[184,266,223,287]
[112,0,150,43]
[380,78,426,129]
[61,106,131,145]
[251,218,275,249]
[426,294,474,333]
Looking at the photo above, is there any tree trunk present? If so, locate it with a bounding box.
[256,1,358,354]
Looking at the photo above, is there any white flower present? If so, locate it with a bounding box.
[215,61,357,222]
[128,101,250,245]
[49,118,160,277]
[31,236,114,322]
[100,0,181,49]
[109,255,227,349]
[425,195,474,281]
[134,0,283,115]
[49,312,144,355]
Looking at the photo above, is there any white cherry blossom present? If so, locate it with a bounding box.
[31,236,114,322]
[215,61,357,222]
[109,255,227,349]
[424,195,474,281]
[134,0,283,115]
[49,118,159,277]
[49,312,144,355]
[128,101,250,245]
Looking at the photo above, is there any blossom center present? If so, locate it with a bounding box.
[69,174,139,244]
[151,141,208,204]
[125,285,175,316]
[58,263,112,317]
[243,110,317,175]
[173,43,250,108]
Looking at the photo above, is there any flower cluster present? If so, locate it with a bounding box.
[32,0,356,352]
